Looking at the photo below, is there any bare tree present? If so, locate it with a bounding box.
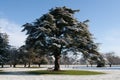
[104,52,120,65]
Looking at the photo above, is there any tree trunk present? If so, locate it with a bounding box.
[24,63,26,67]
[13,63,16,67]
[28,62,31,68]
[13,64,16,68]
[10,64,12,67]
[1,64,4,68]
[38,63,41,67]
[54,55,60,71]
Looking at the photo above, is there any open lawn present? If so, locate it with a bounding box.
[0,68,119,80]
[27,70,105,75]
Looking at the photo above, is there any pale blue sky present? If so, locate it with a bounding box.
[0,0,120,56]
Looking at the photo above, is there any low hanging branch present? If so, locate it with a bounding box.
[22,6,105,71]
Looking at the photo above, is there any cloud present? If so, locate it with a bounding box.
[0,18,26,47]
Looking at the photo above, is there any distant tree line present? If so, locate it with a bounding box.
[0,31,120,68]
[103,52,120,65]
[79,52,120,67]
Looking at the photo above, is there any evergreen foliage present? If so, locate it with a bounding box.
[0,31,9,67]
[22,7,105,70]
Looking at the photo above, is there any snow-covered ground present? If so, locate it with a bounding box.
[0,67,120,80]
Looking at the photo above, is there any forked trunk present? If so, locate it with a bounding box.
[54,55,60,71]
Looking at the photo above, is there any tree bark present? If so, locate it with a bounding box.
[28,62,31,68]
[24,63,27,67]
[54,55,60,71]
[1,64,4,68]
[38,63,41,67]
[10,64,12,67]
[13,63,16,67]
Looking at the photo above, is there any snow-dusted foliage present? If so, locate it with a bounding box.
[0,32,9,65]
[22,7,105,69]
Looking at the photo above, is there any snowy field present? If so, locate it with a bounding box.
[0,65,120,80]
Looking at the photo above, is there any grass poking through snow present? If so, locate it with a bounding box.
[27,70,105,75]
